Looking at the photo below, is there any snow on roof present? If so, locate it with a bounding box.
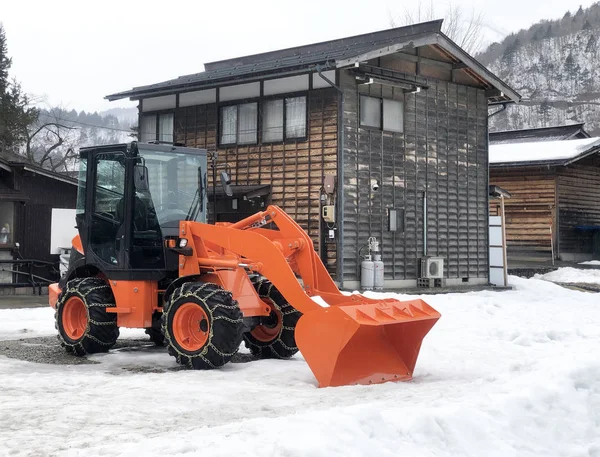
[489,137,600,165]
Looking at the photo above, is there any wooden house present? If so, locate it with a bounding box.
[0,151,77,289]
[107,20,520,289]
[489,128,600,262]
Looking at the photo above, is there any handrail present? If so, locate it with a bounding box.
[0,259,59,295]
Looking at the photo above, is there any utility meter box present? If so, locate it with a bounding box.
[322,205,335,223]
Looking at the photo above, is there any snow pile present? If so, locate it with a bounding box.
[1,276,599,456]
[580,260,600,266]
[489,137,600,165]
[0,307,56,341]
[537,267,600,285]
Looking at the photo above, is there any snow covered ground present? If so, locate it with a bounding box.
[537,267,600,285]
[580,260,600,266]
[1,276,599,457]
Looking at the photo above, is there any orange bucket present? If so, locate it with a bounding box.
[295,297,440,387]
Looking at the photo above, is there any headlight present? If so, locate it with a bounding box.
[179,238,188,248]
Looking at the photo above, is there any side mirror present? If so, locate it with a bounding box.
[220,171,233,197]
[134,164,149,192]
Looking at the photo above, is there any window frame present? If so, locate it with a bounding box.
[219,100,259,146]
[217,91,309,147]
[359,95,405,134]
[260,93,308,144]
[139,110,175,143]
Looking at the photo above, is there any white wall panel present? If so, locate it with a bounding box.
[489,247,503,267]
[219,82,260,102]
[141,95,176,112]
[179,88,216,107]
[312,70,336,89]
[263,75,309,96]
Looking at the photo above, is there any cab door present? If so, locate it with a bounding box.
[87,151,129,270]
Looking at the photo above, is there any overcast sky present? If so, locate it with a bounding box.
[1,0,593,113]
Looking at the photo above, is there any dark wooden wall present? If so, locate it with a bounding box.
[557,153,600,255]
[489,167,557,255]
[340,66,489,284]
[173,88,339,273]
[15,171,77,279]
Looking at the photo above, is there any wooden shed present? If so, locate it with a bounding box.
[107,20,520,289]
[489,130,600,262]
[0,151,77,289]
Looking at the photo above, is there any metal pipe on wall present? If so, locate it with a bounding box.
[316,64,345,288]
[423,191,427,257]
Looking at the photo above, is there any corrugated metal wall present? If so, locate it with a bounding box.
[340,69,489,284]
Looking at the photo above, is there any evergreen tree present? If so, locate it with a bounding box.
[0,23,37,153]
[586,34,597,53]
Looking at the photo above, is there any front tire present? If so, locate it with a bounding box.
[243,278,301,359]
[55,277,119,355]
[162,282,243,369]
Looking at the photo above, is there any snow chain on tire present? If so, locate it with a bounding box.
[162,282,244,369]
[243,277,302,359]
[55,277,119,355]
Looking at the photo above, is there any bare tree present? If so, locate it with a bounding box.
[23,106,80,172]
[389,1,485,54]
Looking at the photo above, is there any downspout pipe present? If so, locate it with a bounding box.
[316,64,345,288]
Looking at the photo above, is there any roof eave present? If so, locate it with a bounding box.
[104,64,334,102]
[435,34,521,103]
[490,147,600,168]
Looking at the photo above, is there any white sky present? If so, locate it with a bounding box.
[1,0,592,113]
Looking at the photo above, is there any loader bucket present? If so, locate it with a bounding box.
[295,298,440,388]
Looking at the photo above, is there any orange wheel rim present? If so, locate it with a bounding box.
[63,296,87,341]
[251,302,282,343]
[173,303,210,352]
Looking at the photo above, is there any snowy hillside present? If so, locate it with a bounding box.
[479,5,600,135]
[1,274,599,456]
[20,108,135,171]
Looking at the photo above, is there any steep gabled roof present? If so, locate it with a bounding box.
[106,20,519,104]
[489,137,600,167]
[489,124,590,145]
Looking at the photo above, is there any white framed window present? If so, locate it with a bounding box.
[140,113,174,143]
[220,102,258,145]
[383,99,404,132]
[285,96,307,139]
[262,99,284,142]
[360,95,404,133]
[261,95,307,142]
[360,95,380,128]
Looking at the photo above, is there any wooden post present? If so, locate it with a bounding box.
[500,195,508,287]
[549,225,555,266]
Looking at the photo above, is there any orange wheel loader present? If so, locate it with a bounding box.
[49,142,440,387]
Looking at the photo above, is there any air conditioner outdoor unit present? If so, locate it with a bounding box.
[420,257,445,279]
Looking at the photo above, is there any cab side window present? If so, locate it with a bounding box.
[90,154,126,265]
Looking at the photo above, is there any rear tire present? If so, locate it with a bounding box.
[162,282,243,369]
[243,278,301,359]
[55,277,119,355]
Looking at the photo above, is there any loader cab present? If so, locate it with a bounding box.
[76,142,207,280]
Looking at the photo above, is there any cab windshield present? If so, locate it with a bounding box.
[138,147,205,227]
